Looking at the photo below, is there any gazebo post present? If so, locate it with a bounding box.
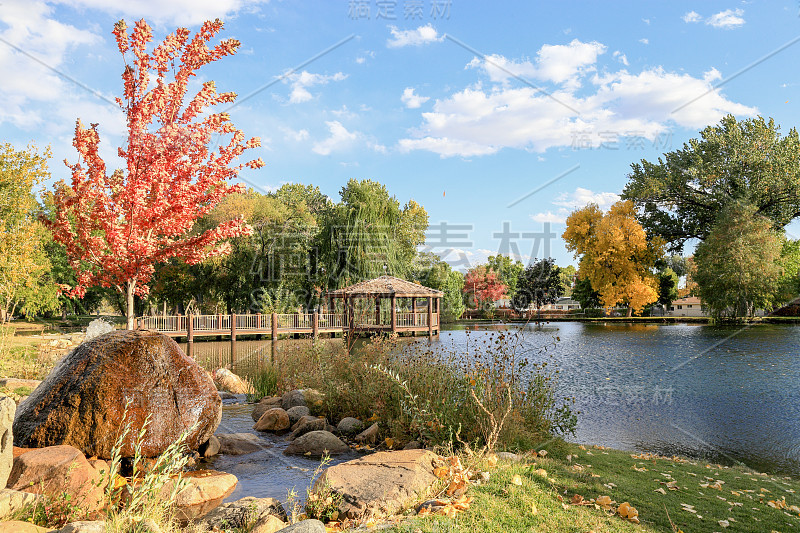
[427,296,433,338]
[391,294,397,333]
[411,297,417,330]
[375,296,380,327]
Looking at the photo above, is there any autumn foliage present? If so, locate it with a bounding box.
[463,265,507,310]
[44,19,264,328]
[562,200,662,316]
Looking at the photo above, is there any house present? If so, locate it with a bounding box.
[667,296,705,317]
[494,297,581,312]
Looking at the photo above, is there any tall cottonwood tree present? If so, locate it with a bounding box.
[45,19,264,329]
[563,200,662,316]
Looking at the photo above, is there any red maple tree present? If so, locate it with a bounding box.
[45,19,264,329]
[463,265,507,310]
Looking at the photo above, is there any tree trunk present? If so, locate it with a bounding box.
[626,307,633,317]
[126,280,136,330]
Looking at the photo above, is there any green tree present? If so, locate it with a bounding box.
[318,179,427,288]
[0,144,59,321]
[623,115,800,253]
[557,264,577,297]
[778,240,800,303]
[572,277,601,310]
[657,267,679,308]
[486,255,524,299]
[411,252,465,321]
[512,258,563,314]
[694,201,784,320]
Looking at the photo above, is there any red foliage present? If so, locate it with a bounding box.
[463,265,507,308]
[44,19,263,324]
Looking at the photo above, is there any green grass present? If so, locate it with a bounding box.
[387,442,800,533]
[0,335,51,380]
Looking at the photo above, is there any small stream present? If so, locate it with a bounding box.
[200,399,357,505]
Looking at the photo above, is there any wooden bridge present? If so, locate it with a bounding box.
[136,310,440,342]
[137,276,443,343]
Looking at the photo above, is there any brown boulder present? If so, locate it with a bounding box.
[13,330,221,458]
[162,469,237,520]
[284,431,349,457]
[288,417,334,441]
[252,396,282,422]
[216,433,270,455]
[213,368,251,395]
[7,444,106,512]
[0,521,49,533]
[253,408,290,432]
[315,449,439,519]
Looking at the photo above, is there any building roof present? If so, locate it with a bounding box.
[326,275,443,297]
[672,296,701,305]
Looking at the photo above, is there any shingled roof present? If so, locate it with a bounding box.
[327,275,443,297]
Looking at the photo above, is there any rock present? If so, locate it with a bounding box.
[252,396,282,422]
[315,449,439,519]
[281,389,306,410]
[281,389,323,411]
[7,445,106,512]
[57,521,106,533]
[336,417,363,435]
[214,368,251,395]
[0,396,15,487]
[274,519,325,533]
[163,469,238,520]
[0,521,49,532]
[218,391,237,400]
[198,435,221,458]
[284,431,349,457]
[290,415,317,432]
[0,378,42,392]
[13,331,221,458]
[354,423,379,444]
[251,514,287,533]
[496,451,522,462]
[198,496,286,531]
[402,440,422,450]
[216,433,270,455]
[84,318,114,341]
[253,408,291,432]
[288,418,334,441]
[0,488,41,520]
[286,405,309,423]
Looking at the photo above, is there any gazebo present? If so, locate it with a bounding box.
[325,275,442,337]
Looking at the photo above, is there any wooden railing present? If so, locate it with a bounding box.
[396,312,429,327]
[277,313,312,329]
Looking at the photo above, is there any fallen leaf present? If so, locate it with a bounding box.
[719,519,730,528]
[511,474,523,486]
[654,488,666,495]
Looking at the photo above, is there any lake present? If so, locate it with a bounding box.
[185,321,800,476]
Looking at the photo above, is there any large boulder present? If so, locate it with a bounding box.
[285,405,309,423]
[6,445,106,512]
[336,417,363,435]
[284,431,349,457]
[288,418,334,441]
[163,470,238,520]
[252,396,282,422]
[13,330,221,458]
[281,389,323,411]
[253,408,290,432]
[0,521,49,533]
[0,397,15,487]
[56,522,107,533]
[274,519,325,533]
[315,449,439,519]
[0,488,41,520]
[197,496,285,531]
[216,433,270,455]
[214,368,251,395]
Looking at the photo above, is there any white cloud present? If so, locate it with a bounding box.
[553,188,620,210]
[281,126,310,142]
[683,10,703,23]
[285,70,347,104]
[398,39,756,158]
[57,0,268,26]
[706,8,745,28]
[387,24,443,48]
[639,38,650,45]
[355,57,366,64]
[530,211,567,224]
[401,87,430,109]
[312,121,357,155]
[613,51,629,66]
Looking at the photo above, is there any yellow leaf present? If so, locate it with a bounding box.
[511,474,523,486]
[384,437,394,449]
[433,466,449,479]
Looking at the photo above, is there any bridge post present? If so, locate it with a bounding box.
[271,312,278,340]
[427,297,433,338]
[391,294,397,334]
[187,313,194,345]
[312,311,319,340]
[230,313,236,369]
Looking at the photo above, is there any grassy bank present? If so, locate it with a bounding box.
[390,442,800,533]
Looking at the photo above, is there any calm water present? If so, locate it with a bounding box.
[186,321,800,479]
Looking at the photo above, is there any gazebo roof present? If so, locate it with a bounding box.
[327,275,443,297]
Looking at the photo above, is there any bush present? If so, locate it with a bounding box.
[246,364,279,402]
[272,328,575,452]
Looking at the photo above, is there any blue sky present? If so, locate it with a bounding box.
[2,0,800,268]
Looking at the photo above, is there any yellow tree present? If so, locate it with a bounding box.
[562,200,662,316]
[0,144,58,322]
